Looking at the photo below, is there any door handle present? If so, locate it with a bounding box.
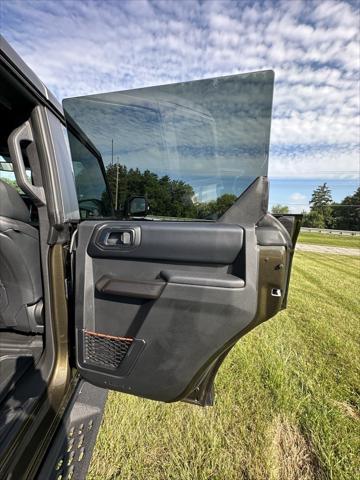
[89,224,142,254]
[105,230,133,246]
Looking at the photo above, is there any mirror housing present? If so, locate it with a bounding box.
[125,195,149,217]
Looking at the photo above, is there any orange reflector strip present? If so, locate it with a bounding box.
[84,330,133,342]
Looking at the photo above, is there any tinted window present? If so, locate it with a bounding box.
[67,132,113,219]
[63,71,274,220]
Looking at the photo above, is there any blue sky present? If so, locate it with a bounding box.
[1,0,359,211]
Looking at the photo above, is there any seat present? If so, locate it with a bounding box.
[0,180,43,333]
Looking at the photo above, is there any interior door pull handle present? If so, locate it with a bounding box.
[8,120,46,206]
[105,230,133,246]
[96,276,165,300]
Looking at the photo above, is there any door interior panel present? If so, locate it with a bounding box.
[76,221,255,401]
[74,186,296,404]
[66,71,301,405]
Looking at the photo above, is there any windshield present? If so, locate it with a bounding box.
[63,71,274,220]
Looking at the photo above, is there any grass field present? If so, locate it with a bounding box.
[88,252,360,480]
[298,232,360,248]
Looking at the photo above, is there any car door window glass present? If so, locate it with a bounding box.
[63,71,274,220]
[67,132,113,219]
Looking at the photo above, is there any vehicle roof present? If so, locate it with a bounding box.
[0,35,63,116]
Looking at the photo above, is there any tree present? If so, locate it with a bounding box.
[196,193,238,219]
[104,163,238,219]
[332,187,360,231]
[302,210,326,228]
[105,163,197,218]
[271,204,289,214]
[309,183,333,228]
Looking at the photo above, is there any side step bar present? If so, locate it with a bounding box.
[37,380,107,480]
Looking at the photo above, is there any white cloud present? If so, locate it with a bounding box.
[269,144,360,179]
[290,192,306,201]
[1,0,359,179]
[289,204,310,214]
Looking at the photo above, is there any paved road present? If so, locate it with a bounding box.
[296,243,360,256]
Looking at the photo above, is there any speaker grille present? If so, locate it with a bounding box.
[84,331,133,370]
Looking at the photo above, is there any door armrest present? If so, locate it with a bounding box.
[160,270,245,288]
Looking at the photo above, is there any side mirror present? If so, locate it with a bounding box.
[125,195,149,217]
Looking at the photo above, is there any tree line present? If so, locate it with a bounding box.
[4,165,357,230]
[272,183,360,231]
[105,163,236,219]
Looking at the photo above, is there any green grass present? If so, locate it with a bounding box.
[298,232,360,248]
[88,253,360,480]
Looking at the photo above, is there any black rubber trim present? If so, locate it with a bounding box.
[96,276,166,300]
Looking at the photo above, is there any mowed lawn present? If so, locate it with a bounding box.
[88,253,360,480]
[298,232,360,248]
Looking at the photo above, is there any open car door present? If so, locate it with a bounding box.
[63,71,301,406]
